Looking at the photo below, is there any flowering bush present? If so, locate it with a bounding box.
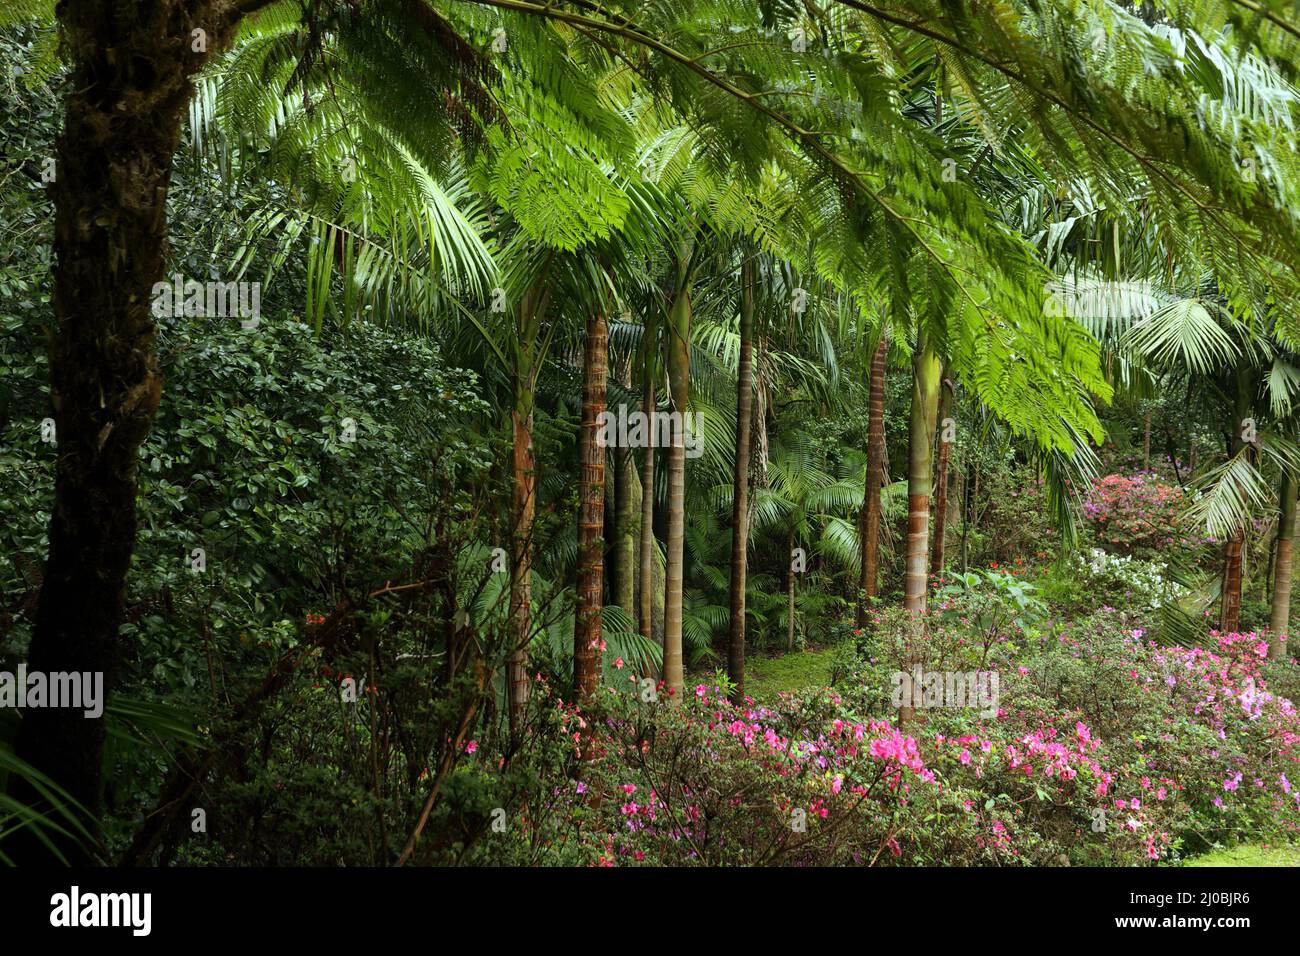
[1082,473,1191,556]
[1067,548,1186,612]
[557,681,1009,866]
[451,611,1299,867]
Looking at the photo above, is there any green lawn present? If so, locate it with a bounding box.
[743,643,846,703]
[1182,844,1300,867]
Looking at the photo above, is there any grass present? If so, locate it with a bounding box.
[743,642,846,703]
[1182,844,1300,867]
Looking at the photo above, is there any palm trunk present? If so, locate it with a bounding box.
[1221,368,1253,634]
[1222,529,1244,634]
[638,383,656,662]
[857,333,887,625]
[754,337,769,491]
[726,258,756,701]
[507,283,550,740]
[614,364,639,616]
[930,372,954,577]
[899,335,941,726]
[905,337,942,613]
[508,391,536,739]
[663,273,693,698]
[1270,472,1297,660]
[960,455,975,573]
[787,530,797,652]
[10,0,250,863]
[574,308,608,709]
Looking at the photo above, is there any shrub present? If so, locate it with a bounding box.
[1082,473,1192,557]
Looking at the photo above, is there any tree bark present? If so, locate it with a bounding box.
[574,308,608,717]
[614,364,639,616]
[1270,472,1296,660]
[856,333,887,625]
[787,530,797,652]
[1222,529,1244,634]
[726,257,755,701]
[662,268,693,698]
[638,382,656,664]
[905,337,942,613]
[899,334,941,726]
[10,0,253,864]
[930,372,954,577]
[508,395,535,740]
[1220,368,1253,635]
[507,282,549,740]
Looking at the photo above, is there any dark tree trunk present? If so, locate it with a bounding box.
[726,258,755,701]
[10,0,253,864]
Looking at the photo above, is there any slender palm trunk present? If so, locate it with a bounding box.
[508,389,536,739]
[857,334,887,625]
[574,309,608,709]
[663,277,693,698]
[1221,369,1253,634]
[507,284,549,740]
[614,364,639,616]
[899,335,941,726]
[754,337,769,490]
[930,372,954,577]
[905,338,942,613]
[10,0,253,863]
[1270,472,1297,660]
[1222,530,1244,633]
[727,258,756,700]
[787,530,797,651]
[638,383,656,658]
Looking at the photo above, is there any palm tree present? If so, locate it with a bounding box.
[735,432,863,650]
[905,331,943,614]
[930,369,956,576]
[662,243,701,696]
[857,331,889,621]
[1270,471,1297,658]
[726,252,757,700]
[573,271,609,712]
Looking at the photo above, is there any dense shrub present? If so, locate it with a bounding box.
[1082,473,1194,557]
[493,607,1300,866]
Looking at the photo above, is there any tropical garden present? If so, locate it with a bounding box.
[1,0,1299,869]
